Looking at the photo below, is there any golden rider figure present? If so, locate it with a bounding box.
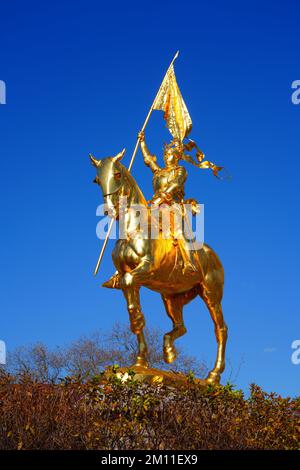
[138,130,198,275]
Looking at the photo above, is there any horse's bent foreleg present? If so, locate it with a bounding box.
[125,256,152,286]
[162,289,198,364]
[122,286,148,368]
[202,289,228,384]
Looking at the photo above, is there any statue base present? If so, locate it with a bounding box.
[104,365,207,388]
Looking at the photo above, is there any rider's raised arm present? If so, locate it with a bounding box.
[138,131,160,173]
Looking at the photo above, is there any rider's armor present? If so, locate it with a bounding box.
[140,137,198,275]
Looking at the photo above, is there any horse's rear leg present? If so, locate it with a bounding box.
[122,286,148,368]
[202,289,228,384]
[162,288,198,364]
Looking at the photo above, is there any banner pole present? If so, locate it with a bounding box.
[94,51,179,276]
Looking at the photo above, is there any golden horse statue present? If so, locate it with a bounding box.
[90,150,227,384]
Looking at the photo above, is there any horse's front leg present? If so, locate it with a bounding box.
[122,285,148,368]
[121,256,152,289]
[162,288,198,364]
[161,293,186,364]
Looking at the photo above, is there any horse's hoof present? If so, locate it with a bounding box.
[102,274,120,289]
[205,371,221,385]
[120,272,134,288]
[164,346,177,364]
[134,356,148,368]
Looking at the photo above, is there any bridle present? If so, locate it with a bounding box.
[103,183,123,198]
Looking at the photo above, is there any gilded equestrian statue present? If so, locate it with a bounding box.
[90,138,227,384]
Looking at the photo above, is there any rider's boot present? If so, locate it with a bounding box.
[178,240,198,276]
[182,260,198,276]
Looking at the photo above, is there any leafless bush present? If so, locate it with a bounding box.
[4,323,206,382]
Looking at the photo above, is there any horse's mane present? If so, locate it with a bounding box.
[120,162,148,206]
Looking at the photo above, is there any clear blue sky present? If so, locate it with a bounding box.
[0,0,299,396]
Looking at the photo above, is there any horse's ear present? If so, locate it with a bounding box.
[112,148,126,163]
[89,154,102,168]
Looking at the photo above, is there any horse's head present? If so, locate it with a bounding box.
[90,148,126,218]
